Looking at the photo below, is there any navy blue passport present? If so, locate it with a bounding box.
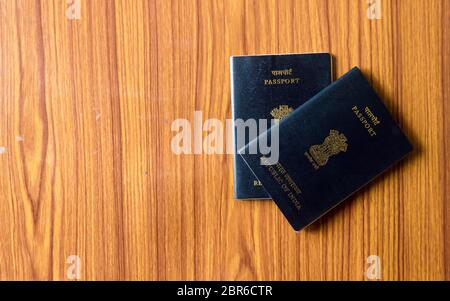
[239,67,413,230]
[231,53,333,199]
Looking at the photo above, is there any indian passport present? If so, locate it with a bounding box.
[239,67,413,230]
[230,53,333,200]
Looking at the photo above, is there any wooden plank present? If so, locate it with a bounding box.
[0,0,447,280]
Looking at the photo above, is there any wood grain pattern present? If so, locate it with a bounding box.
[0,0,448,280]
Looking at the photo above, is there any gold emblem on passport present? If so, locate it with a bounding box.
[270,105,294,121]
[308,129,348,167]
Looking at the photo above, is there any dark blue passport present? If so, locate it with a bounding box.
[231,53,333,199]
[239,67,413,230]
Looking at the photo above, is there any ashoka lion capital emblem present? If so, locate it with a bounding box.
[309,129,348,167]
[270,105,294,121]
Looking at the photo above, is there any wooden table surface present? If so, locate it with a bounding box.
[0,0,449,280]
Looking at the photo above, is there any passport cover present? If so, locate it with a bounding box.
[239,67,413,230]
[231,53,333,199]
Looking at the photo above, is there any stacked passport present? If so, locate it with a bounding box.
[230,53,412,231]
[231,53,333,199]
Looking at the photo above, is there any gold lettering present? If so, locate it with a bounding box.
[262,159,302,211]
[253,180,263,187]
[364,106,381,125]
[265,68,300,85]
[352,105,379,137]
